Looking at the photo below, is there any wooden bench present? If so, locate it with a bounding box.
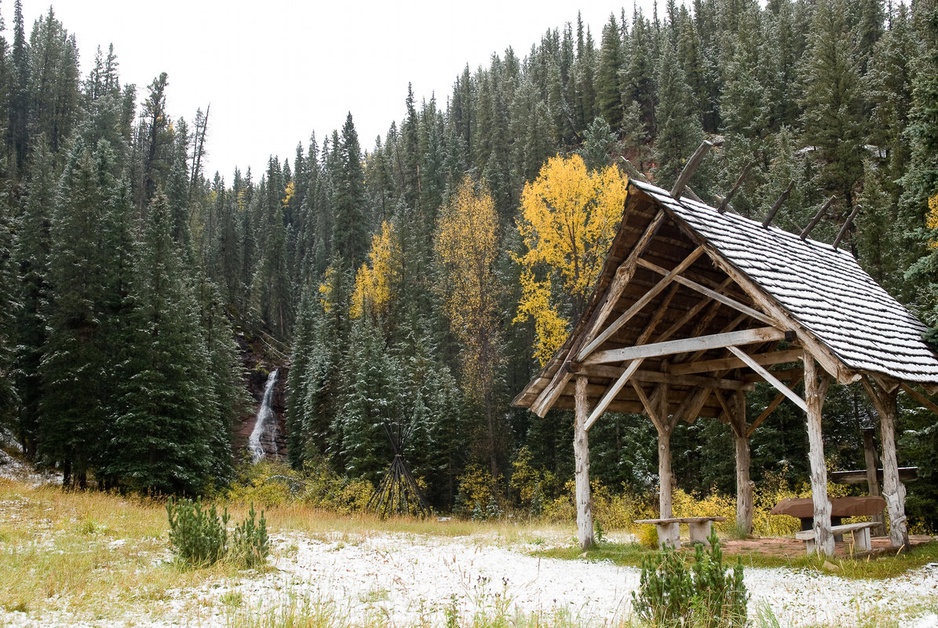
[795,522,878,554]
[635,516,726,549]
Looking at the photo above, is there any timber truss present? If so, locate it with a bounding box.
[514,178,935,556]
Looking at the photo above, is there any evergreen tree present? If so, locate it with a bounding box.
[596,14,625,131]
[39,139,119,487]
[333,113,369,268]
[653,40,703,185]
[103,193,218,494]
[13,140,55,457]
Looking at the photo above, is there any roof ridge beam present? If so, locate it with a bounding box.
[585,326,787,365]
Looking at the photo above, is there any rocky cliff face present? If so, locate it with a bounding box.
[235,332,289,462]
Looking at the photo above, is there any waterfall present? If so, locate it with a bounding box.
[249,369,279,462]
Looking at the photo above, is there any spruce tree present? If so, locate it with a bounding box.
[103,193,217,495]
[596,14,625,131]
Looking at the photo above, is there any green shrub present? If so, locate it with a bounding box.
[166,497,229,567]
[632,532,747,627]
[167,498,269,569]
[230,503,270,569]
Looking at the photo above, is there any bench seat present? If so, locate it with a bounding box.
[795,522,878,554]
[635,516,726,548]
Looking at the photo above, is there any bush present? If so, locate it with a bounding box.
[167,498,269,569]
[166,498,230,567]
[230,503,269,569]
[632,532,747,628]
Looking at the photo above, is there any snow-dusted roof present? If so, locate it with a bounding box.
[634,179,938,384]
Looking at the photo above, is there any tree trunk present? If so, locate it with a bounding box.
[574,377,593,550]
[804,354,834,556]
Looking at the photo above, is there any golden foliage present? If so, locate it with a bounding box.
[928,193,938,249]
[350,221,399,318]
[318,264,337,313]
[281,181,295,208]
[435,176,502,400]
[514,154,628,364]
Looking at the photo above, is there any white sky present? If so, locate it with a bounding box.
[19,0,662,179]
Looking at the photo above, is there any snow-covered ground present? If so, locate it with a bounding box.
[6,530,932,627]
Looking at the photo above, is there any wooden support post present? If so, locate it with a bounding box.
[863,379,909,550]
[863,428,886,536]
[728,391,753,535]
[804,354,834,556]
[574,377,594,550]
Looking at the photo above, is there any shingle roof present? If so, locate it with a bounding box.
[634,179,938,384]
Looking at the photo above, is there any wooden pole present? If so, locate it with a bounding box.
[574,377,594,550]
[863,428,886,536]
[729,391,753,535]
[863,379,909,550]
[804,353,834,555]
[671,140,713,199]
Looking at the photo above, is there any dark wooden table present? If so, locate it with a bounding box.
[770,496,886,530]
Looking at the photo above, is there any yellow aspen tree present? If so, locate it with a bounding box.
[435,175,503,475]
[928,192,938,249]
[351,221,399,318]
[514,154,628,365]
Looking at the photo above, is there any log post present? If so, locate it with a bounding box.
[862,428,886,536]
[863,379,909,550]
[804,354,834,555]
[574,377,594,550]
[657,423,674,519]
[728,391,753,535]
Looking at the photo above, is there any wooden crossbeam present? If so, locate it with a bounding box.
[586,327,786,365]
[747,393,784,437]
[637,258,778,327]
[573,363,754,391]
[577,247,705,361]
[653,278,733,343]
[585,359,644,431]
[670,348,803,376]
[727,346,807,412]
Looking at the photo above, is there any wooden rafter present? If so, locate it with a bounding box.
[578,246,706,360]
[529,209,667,417]
[727,346,807,412]
[637,258,779,327]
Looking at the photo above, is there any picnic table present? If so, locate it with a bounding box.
[634,516,726,549]
[770,496,886,530]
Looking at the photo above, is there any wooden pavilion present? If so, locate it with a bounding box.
[513,178,938,556]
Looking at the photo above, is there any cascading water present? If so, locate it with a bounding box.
[249,369,279,462]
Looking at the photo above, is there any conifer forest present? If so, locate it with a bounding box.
[0,0,937,529]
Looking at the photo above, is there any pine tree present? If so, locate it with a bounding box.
[39,139,119,487]
[653,40,703,185]
[333,113,369,268]
[596,14,625,131]
[800,0,865,207]
[103,193,218,495]
[13,140,55,457]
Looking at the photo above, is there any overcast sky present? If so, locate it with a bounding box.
[20,0,663,179]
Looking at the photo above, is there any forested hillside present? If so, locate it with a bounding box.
[0,0,936,526]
